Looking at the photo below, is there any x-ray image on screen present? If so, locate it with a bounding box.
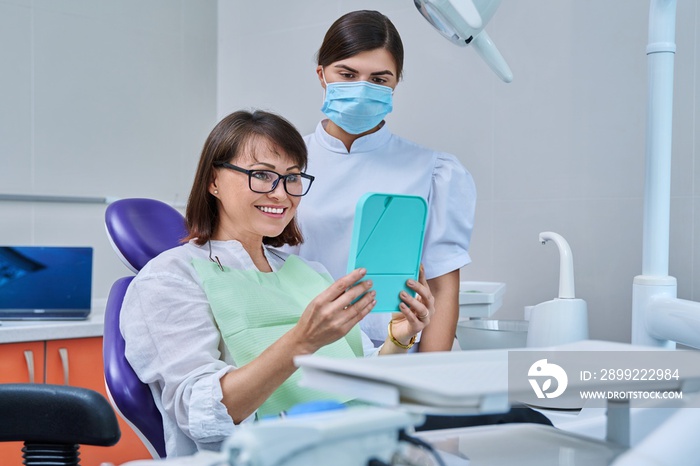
[0,247,46,288]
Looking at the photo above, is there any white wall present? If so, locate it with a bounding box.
[218,0,699,343]
[0,0,217,302]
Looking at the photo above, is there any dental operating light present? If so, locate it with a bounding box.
[415,0,513,82]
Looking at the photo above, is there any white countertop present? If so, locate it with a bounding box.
[0,299,106,343]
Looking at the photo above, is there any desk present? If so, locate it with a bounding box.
[0,299,105,344]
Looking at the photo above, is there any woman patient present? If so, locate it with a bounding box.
[120,109,435,457]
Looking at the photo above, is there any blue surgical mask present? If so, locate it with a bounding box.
[321,72,393,135]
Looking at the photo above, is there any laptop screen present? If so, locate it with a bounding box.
[0,246,93,320]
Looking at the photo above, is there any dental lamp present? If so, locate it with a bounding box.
[414,0,513,82]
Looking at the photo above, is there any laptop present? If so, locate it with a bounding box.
[0,246,93,320]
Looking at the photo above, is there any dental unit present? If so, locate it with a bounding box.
[122,2,700,465]
[290,0,700,464]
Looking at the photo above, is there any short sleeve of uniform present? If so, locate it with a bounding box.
[422,152,476,279]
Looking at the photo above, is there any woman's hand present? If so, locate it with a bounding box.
[381,265,435,353]
[291,268,376,354]
[221,268,374,424]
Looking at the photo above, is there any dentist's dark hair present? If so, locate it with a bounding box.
[185,109,307,247]
[317,10,404,79]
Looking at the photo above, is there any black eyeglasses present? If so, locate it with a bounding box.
[213,162,315,197]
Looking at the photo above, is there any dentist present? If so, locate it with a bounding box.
[290,10,476,352]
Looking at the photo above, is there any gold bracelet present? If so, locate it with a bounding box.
[387,320,416,350]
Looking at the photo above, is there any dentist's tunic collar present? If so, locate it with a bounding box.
[316,119,392,154]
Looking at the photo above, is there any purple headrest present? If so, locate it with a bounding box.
[105,198,187,273]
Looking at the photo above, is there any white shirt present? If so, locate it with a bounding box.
[289,121,476,343]
[120,240,377,457]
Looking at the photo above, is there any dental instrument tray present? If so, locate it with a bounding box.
[347,193,428,313]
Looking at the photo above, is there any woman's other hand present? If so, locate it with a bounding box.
[381,265,435,354]
[291,268,376,354]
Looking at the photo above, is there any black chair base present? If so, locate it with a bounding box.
[22,443,80,465]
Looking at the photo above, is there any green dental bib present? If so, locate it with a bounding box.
[192,254,363,417]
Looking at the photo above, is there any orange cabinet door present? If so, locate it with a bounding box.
[0,341,47,464]
[46,337,152,465]
[0,341,45,383]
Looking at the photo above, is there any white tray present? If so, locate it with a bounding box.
[418,423,626,466]
[459,281,506,317]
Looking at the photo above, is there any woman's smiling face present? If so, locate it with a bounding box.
[210,136,302,244]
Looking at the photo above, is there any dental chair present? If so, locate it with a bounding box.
[103,198,188,459]
[0,383,120,465]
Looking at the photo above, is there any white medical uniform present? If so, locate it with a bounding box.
[290,120,476,345]
[120,240,378,457]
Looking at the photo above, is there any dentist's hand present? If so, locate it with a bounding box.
[381,265,434,354]
[292,268,376,353]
